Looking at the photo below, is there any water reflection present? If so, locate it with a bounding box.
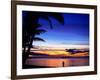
[25,58,89,68]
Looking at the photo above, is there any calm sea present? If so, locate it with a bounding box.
[25,58,89,68]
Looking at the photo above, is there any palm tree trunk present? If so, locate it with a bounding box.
[27,18,38,53]
[27,37,33,53]
[23,37,33,68]
[22,52,29,68]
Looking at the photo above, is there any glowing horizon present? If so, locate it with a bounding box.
[33,44,89,49]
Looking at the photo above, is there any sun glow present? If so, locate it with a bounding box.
[33,50,71,55]
[33,44,89,49]
[31,44,89,56]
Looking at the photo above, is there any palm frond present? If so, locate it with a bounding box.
[33,37,45,42]
[33,29,46,35]
[39,15,53,29]
[47,13,64,25]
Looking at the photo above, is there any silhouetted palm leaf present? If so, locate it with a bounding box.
[34,29,47,35]
[44,12,64,24]
[39,15,53,29]
[36,12,64,29]
[33,37,45,42]
[35,11,64,24]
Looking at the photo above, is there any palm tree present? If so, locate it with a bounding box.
[22,23,46,66]
[23,11,64,53]
[22,11,64,66]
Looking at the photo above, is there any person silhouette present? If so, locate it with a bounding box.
[62,61,64,67]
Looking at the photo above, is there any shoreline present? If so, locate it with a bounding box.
[28,56,89,59]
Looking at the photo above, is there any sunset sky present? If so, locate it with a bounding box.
[33,12,89,49]
[23,11,89,49]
